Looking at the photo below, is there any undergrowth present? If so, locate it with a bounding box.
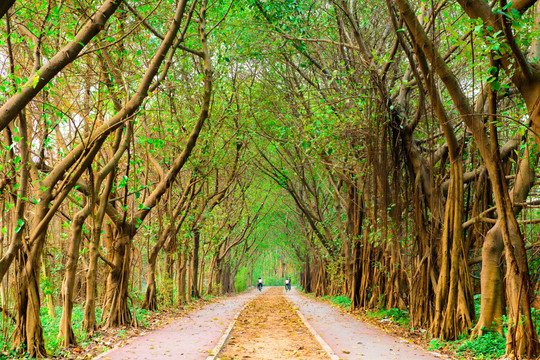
[366,307,410,327]
[330,295,351,308]
[320,295,352,309]
[0,304,155,358]
[457,331,505,359]
[427,331,505,359]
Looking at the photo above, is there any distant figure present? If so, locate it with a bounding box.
[285,278,290,292]
[257,277,263,291]
[287,278,292,291]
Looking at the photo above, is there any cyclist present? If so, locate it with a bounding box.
[257,277,263,291]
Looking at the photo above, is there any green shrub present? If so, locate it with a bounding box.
[331,295,351,308]
[428,338,446,351]
[134,308,149,327]
[474,293,482,319]
[382,308,409,326]
[457,331,505,359]
[0,322,17,360]
[532,307,540,336]
[365,307,410,327]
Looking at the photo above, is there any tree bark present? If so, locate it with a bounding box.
[13,248,46,357]
[176,247,187,306]
[102,229,133,328]
[191,227,200,298]
[0,0,121,132]
[395,0,538,354]
[59,188,94,346]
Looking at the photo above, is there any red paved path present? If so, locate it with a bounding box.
[94,289,262,359]
[94,287,445,359]
[286,287,445,359]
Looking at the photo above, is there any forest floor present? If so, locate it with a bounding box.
[90,287,447,360]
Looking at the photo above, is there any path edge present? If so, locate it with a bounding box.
[205,302,247,360]
[296,309,340,360]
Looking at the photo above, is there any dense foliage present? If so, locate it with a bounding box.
[0,0,540,357]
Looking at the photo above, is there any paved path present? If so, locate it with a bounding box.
[286,288,443,359]
[95,287,444,359]
[95,288,263,359]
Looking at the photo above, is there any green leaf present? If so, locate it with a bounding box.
[502,1,513,10]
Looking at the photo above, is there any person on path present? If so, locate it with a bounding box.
[285,278,290,292]
[257,277,263,291]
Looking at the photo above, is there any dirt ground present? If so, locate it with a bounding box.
[218,287,330,360]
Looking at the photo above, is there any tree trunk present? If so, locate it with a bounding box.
[473,148,536,337]
[142,232,167,311]
[205,255,217,296]
[59,215,83,346]
[82,224,100,335]
[472,224,504,336]
[176,250,188,306]
[302,252,311,293]
[142,263,158,311]
[412,44,473,340]
[176,248,187,306]
[431,161,473,339]
[191,228,200,298]
[83,172,115,334]
[60,190,94,346]
[220,262,231,294]
[394,0,538,353]
[350,238,362,310]
[102,229,133,328]
[347,178,364,310]
[198,256,205,296]
[13,248,46,357]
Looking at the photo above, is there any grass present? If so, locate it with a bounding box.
[427,331,505,359]
[41,305,105,357]
[330,295,351,308]
[427,338,446,351]
[0,304,156,358]
[457,331,505,359]
[366,307,410,327]
[318,295,352,309]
